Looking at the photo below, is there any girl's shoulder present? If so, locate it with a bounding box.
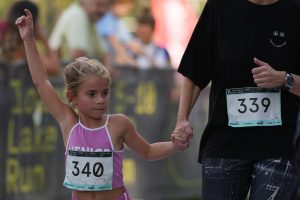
[108,113,135,132]
[107,114,134,141]
[108,113,131,125]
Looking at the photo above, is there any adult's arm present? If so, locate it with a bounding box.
[252,58,300,96]
[175,76,201,140]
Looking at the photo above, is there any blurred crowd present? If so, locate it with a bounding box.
[0,0,172,75]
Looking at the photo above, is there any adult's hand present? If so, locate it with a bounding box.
[171,120,193,151]
[252,57,285,88]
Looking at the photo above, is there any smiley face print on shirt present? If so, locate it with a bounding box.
[269,30,287,48]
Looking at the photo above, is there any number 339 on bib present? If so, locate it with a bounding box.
[226,87,282,127]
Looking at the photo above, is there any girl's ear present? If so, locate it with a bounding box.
[66,90,74,104]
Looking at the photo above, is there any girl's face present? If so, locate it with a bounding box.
[73,75,110,120]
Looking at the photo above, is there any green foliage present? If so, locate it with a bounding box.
[0,0,12,19]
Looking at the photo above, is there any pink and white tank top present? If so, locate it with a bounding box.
[63,115,124,191]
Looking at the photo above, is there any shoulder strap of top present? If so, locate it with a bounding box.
[104,114,110,126]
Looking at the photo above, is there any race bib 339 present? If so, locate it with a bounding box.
[226,87,282,127]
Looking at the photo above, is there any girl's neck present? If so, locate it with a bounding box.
[79,115,106,129]
[248,0,279,5]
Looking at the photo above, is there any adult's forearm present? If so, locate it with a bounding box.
[177,76,201,122]
[289,74,300,96]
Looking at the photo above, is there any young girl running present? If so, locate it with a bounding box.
[16,9,191,200]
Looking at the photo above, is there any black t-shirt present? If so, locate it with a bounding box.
[178,0,300,162]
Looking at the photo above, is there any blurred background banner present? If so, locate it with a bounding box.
[0,61,209,200]
[1,61,69,200]
[0,60,9,200]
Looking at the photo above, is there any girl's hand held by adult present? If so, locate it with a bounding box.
[171,132,189,151]
[175,120,193,140]
[171,120,193,151]
[15,9,34,41]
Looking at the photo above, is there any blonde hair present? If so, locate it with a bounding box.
[64,57,111,96]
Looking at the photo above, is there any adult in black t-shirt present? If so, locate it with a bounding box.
[175,0,300,199]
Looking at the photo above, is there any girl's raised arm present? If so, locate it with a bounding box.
[16,9,70,124]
